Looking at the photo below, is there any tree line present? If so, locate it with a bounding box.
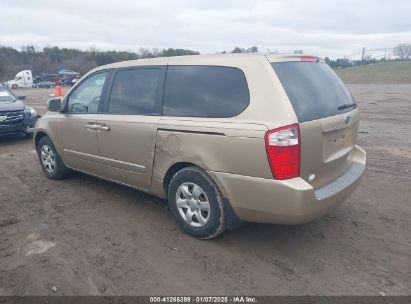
[0,45,200,81]
[1,43,409,81]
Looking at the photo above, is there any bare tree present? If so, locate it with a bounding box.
[139,48,152,58]
[393,43,411,60]
[231,47,245,53]
[246,46,259,53]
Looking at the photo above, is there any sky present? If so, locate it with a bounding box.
[1,0,410,59]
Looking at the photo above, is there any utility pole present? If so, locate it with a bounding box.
[361,47,366,65]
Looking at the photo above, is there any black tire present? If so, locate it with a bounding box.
[12,84,18,89]
[37,136,70,179]
[168,166,226,239]
[25,132,34,139]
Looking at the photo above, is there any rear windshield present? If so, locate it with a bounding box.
[272,62,355,122]
[0,89,16,103]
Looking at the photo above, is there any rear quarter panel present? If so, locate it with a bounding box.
[150,120,271,198]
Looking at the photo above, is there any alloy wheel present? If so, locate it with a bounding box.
[176,182,211,227]
[40,145,56,174]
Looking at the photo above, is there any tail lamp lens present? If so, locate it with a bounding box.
[265,124,300,180]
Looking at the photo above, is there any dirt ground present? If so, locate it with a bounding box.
[0,85,410,296]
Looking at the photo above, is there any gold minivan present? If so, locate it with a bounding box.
[34,54,366,238]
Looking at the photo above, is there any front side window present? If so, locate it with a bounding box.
[67,72,108,113]
[163,66,250,118]
[108,68,161,115]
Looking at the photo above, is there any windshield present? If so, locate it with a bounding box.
[0,88,16,103]
[272,61,355,122]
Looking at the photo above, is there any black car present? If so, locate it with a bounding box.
[0,86,38,138]
[32,81,55,88]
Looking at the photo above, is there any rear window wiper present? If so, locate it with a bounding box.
[337,103,357,110]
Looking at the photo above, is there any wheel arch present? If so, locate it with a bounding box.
[34,130,62,156]
[163,161,198,197]
[34,131,49,150]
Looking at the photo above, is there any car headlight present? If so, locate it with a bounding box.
[28,107,37,116]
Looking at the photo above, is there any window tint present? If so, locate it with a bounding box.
[163,66,249,118]
[272,62,355,122]
[67,72,108,113]
[108,69,161,115]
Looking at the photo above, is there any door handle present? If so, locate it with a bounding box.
[84,124,98,130]
[85,123,110,131]
[97,125,110,131]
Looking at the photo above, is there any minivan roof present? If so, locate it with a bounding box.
[95,53,321,71]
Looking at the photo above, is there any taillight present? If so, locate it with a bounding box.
[265,124,300,180]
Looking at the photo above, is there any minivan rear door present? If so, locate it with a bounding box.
[271,59,359,188]
[95,66,166,191]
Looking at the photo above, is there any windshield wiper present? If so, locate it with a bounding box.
[337,103,357,110]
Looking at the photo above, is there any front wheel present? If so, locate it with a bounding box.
[37,136,70,179]
[168,166,226,239]
[11,84,18,89]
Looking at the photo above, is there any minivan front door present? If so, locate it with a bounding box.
[57,71,109,176]
[95,67,165,190]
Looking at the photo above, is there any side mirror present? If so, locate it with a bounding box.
[47,98,62,112]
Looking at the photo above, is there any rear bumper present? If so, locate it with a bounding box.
[208,145,366,224]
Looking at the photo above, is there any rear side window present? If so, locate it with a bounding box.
[272,62,355,122]
[163,66,249,118]
[108,68,161,115]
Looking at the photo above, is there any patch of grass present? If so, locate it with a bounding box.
[335,61,411,84]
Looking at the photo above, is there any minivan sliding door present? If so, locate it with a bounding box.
[95,66,166,191]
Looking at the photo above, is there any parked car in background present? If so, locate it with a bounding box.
[0,86,38,138]
[5,70,33,89]
[62,79,74,86]
[33,81,55,88]
[70,78,80,86]
[58,69,80,77]
[34,74,62,85]
[34,54,366,238]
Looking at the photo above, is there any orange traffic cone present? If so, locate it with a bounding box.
[55,85,63,97]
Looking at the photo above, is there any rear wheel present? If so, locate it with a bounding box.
[11,84,18,89]
[168,166,226,239]
[37,136,70,179]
